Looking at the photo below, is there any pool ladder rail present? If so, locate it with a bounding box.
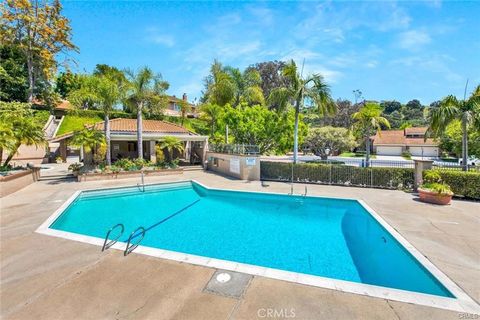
[102,223,124,251]
[137,171,145,192]
[289,185,308,197]
[101,223,146,256]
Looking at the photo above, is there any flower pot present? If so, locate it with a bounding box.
[418,188,452,205]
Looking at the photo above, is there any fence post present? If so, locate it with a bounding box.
[414,160,434,191]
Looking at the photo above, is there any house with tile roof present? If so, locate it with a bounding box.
[50,118,208,165]
[371,127,439,157]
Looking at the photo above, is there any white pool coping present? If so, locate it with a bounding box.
[36,180,480,314]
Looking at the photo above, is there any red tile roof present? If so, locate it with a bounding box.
[405,127,428,135]
[372,128,437,146]
[89,118,192,134]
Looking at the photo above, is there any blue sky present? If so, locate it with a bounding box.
[62,0,480,105]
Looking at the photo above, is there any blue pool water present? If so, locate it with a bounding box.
[51,181,453,298]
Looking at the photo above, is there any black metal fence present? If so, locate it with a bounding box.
[261,161,415,190]
[209,144,259,155]
[432,162,480,172]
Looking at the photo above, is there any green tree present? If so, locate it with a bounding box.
[199,103,224,138]
[55,71,82,98]
[70,128,105,165]
[352,102,390,166]
[305,126,357,160]
[224,66,265,106]
[157,136,184,163]
[68,75,122,165]
[179,99,191,126]
[247,61,288,107]
[1,0,78,102]
[439,120,480,158]
[125,67,169,159]
[222,104,304,154]
[0,44,29,102]
[0,117,15,164]
[202,60,236,106]
[268,60,335,163]
[428,84,480,169]
[0,102,45,166]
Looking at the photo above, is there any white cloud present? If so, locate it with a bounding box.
[397,30,431,50]
[144,27,175,47]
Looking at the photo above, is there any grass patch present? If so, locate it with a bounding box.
[33,110,50,127]
[56,115,102,136]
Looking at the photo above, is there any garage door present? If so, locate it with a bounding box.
[376,146,402,156]
[409,146,439,157]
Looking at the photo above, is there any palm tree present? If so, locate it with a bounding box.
[224,66,265,106]
[352,102,390,167]
[70,128,106,165]
[268,60,335,163]
[199,103,224,137]
[68,75,121,165]
[428,84,480,170]
[3,117,45,166]
[204,60,236,106]
[0,121,15,165]
[179,99,191,126]
[158,136,185,163]
[125,67,169,159]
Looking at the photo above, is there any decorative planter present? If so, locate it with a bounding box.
[77,168,183,182]
[418,188,453,205]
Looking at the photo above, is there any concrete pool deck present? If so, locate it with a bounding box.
[1,170,479,319]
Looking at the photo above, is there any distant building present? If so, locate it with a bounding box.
[164,93,198,118]
[33,93,198,118]
[372,127,439,157]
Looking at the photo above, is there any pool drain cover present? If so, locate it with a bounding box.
[204,270,252,299]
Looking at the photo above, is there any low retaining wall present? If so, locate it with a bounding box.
[0,168,41,197]
[77,168,183,182]
[206,152,260,181]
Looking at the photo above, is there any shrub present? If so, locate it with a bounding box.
[401,151,412,160]
[114,158,134,170]
[260,161,414,190]
[68,163,83,172]
[424,169,480,199]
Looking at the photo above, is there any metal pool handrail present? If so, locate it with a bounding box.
[124,226,146,256]
[102,223,125,251]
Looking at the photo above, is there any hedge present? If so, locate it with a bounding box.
[425,169,480,199]
[261,161,414,190]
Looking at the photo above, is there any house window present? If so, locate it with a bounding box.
[213,158,219,167]
[173,103,180,111]
[127,142,137,152]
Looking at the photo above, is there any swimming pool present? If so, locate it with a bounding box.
[37,181,479,312]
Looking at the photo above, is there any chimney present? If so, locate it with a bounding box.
[182,93,187,101]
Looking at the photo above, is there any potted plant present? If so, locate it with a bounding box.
[68,163,83,176]
[418,171,453,205]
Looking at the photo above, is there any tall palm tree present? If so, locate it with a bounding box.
[268,60,335,163]
[68,75,121,165]
[352,102,390,167]
[428,84,480,170]
[158,136,185,163]
[125,67,169,159]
